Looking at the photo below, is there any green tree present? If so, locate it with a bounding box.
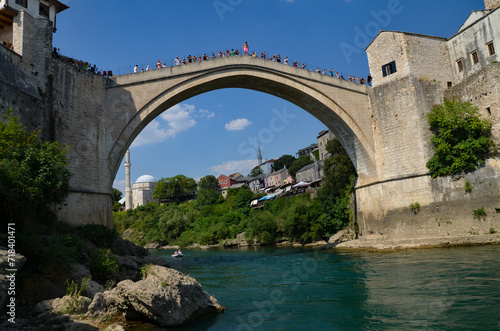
[426,99,494,178]
[272,154,296,172]
[249,166,263,177]
[197,175,222,206]
[232,186,254,210]
[154,175,197,203]
[289,155,313,180]
[0,110,71,225]
[313,138,357,236]
[112,188,123,202]
[322,139,357,193]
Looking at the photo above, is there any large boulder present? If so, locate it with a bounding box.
[112,237,147,257]
[90,265,224,326]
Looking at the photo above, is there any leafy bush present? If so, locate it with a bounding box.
[464,179,472,193]
[473,208,486,219]
[246,211,279,245]
[410,202,421,214]
[90,248,119,280]
[77,224,117,248]
[140,263,153,279]
[25,234,82,269]
[62,277,90,314]
[0,109,71,227]
[426,99,494,178]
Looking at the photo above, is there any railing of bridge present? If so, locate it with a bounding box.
[52,48,371,85]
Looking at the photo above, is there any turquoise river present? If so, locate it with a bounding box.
[145,245,500,330]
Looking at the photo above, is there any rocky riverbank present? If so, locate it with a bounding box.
[146,229,500,253]
[330,233,500,251]
[0,235,224,330]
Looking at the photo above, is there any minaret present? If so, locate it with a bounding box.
[257,145,263,166]
[125,149,133,210]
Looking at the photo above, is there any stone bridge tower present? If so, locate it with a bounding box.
[485,0,500,10]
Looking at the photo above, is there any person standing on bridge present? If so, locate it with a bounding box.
[243,41,249,55]
[134,65,139,73]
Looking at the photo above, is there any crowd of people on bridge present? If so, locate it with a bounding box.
[130,41,373,86]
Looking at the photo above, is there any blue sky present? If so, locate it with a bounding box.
[52,0,484,193]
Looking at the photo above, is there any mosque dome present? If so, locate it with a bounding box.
[135,174,157,183]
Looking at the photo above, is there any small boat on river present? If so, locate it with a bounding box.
[172,250,184,258]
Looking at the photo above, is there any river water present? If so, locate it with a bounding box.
[148,245,500,330]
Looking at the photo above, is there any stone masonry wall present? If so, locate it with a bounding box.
[445,61,500,148]
[366,31,453,90]
[369,76,443,180]
[1,17,113,227]
[366,32,409,87]
[359,61,500,243]
[356,159,500,241]
[404,34,453,90]
[0,40,45,134]
[48,58,112,227]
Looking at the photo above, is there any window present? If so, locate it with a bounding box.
[15,0,27,8]
[456,59,464,72]
[382,61,397,77]
[447,81,453,89]
[471,51,479,65]
[487,42,495,56]
[39,2,50,19]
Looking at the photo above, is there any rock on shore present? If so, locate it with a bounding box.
[89,265,224,326]
[30,265,224,329]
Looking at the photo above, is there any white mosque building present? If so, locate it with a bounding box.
[124,150,157,210]
[131,174,157,209]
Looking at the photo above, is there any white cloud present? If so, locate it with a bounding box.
[131,103,214,148]
[198,108,215,119]
[225,118,252,131]
[161,104,197,137]
[131,120,169,147]
[208,159,258,176]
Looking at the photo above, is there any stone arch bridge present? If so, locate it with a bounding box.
[3,50,435,229]
[106,56,375,185]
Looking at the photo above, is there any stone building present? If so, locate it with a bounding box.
[132,174,157,208]
[297,144,318,158]
[317,129,335,161]
[264,167,292,188]
[0,0,68,49]
[296,159,322,183]
[367,2,499,89]
[356,0,500,239]
[258,159,275,175]
[448,6,500,83]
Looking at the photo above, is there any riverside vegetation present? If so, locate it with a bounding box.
[113,138,358,247]
[0,110,222,329]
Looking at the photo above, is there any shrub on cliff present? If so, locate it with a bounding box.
[426,99,494,178]
[0,109,71,227]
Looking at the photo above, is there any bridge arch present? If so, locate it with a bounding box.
[107,58,376,185]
